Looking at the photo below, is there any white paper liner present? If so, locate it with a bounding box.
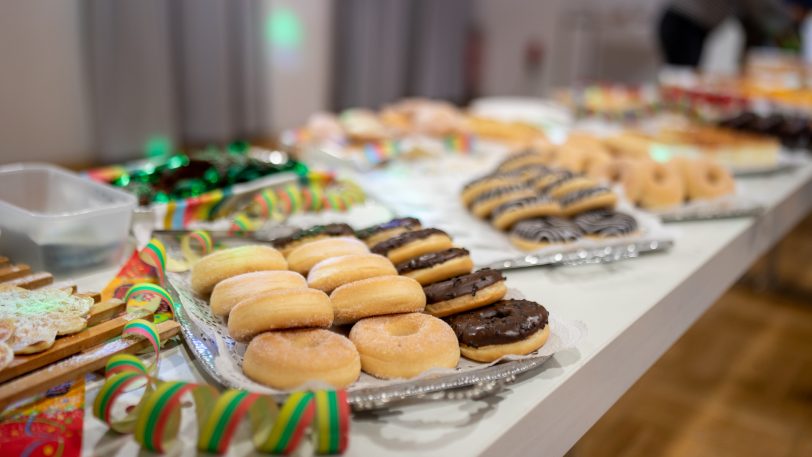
[164,266,586,395]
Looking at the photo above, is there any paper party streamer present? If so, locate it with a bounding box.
[444,133,474,154]
[301,184,324,211]
[93,286,350,455]
[180,229,213,265]
[253,189,280,218]
[124,283,175,319]
[229,214,255,235]
[138,238,167,285]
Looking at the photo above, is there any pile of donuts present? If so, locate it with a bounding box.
[188,219,551,391]
[462,149,639,252]
[532,132,737,210]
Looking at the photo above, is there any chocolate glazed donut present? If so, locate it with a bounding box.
[422,269,507,318]
[370,228,448,256]
[355,217,421,240]
[395,247,474,286]
[423,268,504,303]
[446,299,548,348]
[396,248,469,274]
[271,223,355,250]
[469,183,532,208]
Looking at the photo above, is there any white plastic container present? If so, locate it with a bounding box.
[0,163,136,273]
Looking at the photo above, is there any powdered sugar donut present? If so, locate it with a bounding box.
[349,313,460,379]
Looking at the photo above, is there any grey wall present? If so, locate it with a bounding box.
[0,1,92,165]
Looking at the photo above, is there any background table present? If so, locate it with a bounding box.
[75,163,812,457]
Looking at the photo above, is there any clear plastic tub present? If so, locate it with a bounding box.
[0,163,136,274]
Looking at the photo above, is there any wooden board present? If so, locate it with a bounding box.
[0,272,54,289]
[86,299,125,326]
[0,320,181,409]
[0,303,148,383]
[75,291,102,303]
[0,264,31,282]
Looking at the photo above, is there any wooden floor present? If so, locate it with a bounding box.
[568,214,812,457]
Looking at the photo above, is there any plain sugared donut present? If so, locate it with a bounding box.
[551,144,586,172]
[329,275,425,325]
[210,270,307,317]
[349,313,460,379]
[286,237,369,275]
[637,161,685,209]
[191,245,287,296]
[589,158,648,202]
[227,288,333,342]
[554,133,612,173]
[581,147,613,177]
[243,329,360,389]
[307,253,397,293]
[673,157,735,200]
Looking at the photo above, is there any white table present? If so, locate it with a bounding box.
[75,162,812,457]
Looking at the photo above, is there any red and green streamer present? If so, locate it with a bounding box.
[92,309,350,454]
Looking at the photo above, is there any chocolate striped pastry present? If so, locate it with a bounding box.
[463,173,505,191]
[491,195,555,218]
[558,187,613,208]
[497,151,551,173]
[510,217,583,246]
[536,171,578,195]
[532,170,574,192]
[573,210,637,237]
[469,183,532,208]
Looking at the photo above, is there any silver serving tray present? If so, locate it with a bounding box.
[658,206,764,223]
[161,275,551,411]
[483,238,674,271]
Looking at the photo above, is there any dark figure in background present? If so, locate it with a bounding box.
[658,0,796,67]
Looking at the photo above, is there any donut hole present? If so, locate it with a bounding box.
[652,168,666,183]
[385,319,422,337]
[707,170,719,184]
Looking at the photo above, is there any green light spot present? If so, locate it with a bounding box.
[144,136,173,158]
[166,154,188,169]
[650,145,672,162]
[265,8,302,49]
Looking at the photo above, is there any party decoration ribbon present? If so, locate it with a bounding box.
[229,214,256,236]
[276,183,304,214]
[179,229,213,265]
[93,284,350,455]
[253,189,281,218]
[245,176,365,221]
[124,283,176,320]
[138,238,167,285]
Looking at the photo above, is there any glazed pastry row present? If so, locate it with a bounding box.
[462,151,639,251]
[356,218,551,363]
[188,216,552,390]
